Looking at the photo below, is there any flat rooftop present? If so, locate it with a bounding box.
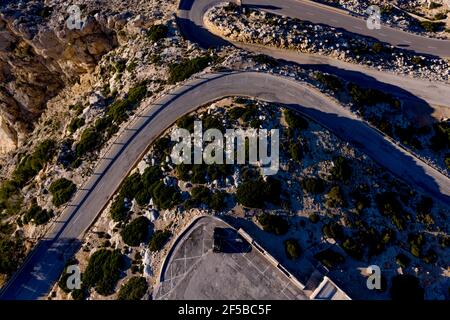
[154,216,309,300]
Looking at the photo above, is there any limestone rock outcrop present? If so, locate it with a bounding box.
[0,1,118,153]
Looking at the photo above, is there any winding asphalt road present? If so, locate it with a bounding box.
[1,0,449,300]
[179,0,450,109]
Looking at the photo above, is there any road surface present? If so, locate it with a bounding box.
[2,0,450,300]
[179,0,450,108]
[1,71,449,300]
[179,0,450,57]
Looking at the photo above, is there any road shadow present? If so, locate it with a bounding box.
[176,16,231,49]
[0,238,82,300]
[245,4,282,11]
[281,101,449,205]
[273,57,439,127]
[178,0,196,11]
[215,227,252,254]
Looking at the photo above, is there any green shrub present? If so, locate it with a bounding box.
[422,249,437,264]
[142,166,163,187]
[322,222,344,241]
[347,83,400,109]
[118,276,148,300]
[176,114,195,131]
[121,173,143,200]
[376,192,405,230]
[284,110,308,130]
[168,56,212,84]
[314,72,343,92]
[314,248,344,269]
[395,125,423,149]
[289,141,304,161]
[0,180,23,216]
[330,156,352,182]
[113,60,126,74]
[408,233,425,258]
[68,117,85,133]
[127,84,147,105]
[257,214,289,235]
[429,2,442,9]
[371,42,386,54]
[301,177,325,194]
[208,191,226,211]
[71,289,86,300]
[236,178,281,208]
[49,178,76,207]
[420,20,445,32]
[106,84,147,123]
[350,186,371,214]
[121,216,150,247]
[146,24,168,42]
[416,196,434,222]
[430,121,450,151]
[76,128,101,157]
[325,186,346,208]
[284,239,301,260]
[12,139,56,186]
[0,237,24,274]
[37,6,53,18]
[23,202,53,225]
[149,230,171,252]
[83,249,123,296]
[253,54,278,67]
[150,181,181,210]
[185,186,226,211]
[110,195,129,222]
[126,60,137,73]
[342,238,364,260]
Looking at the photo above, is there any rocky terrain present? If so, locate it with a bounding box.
[51,97,449,300]
[315,0,450,38]
[0,0,448,300]
[0,0,181,154]
[205,3,450,82]
[0,0,120,153]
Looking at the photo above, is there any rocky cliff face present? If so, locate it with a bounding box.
[0,1,118,154]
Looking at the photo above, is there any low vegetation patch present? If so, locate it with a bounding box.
[118,276,148,300]
[236,177,281,208]
[256,213,289,235]
[23,201,53,225]
[121,216,151,247]
[168,56,213,84]
[149,230,171,252]
[83,249,124,296]
[146,24,168,43]
[49,178,76,207]
[284,239,301,259]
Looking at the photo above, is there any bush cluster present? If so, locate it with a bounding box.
[168,56,212,84]
[146,24,168,43]
[118,276,148,300]
[185,186,226,211]
[23,202,53,225]
[257,213,289,235]
[49,178,76,207]
[149,230,172,252]
[83,249,124,296]
[284,239,301,260]
[121,216,151,247]
[236,177,281,208]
